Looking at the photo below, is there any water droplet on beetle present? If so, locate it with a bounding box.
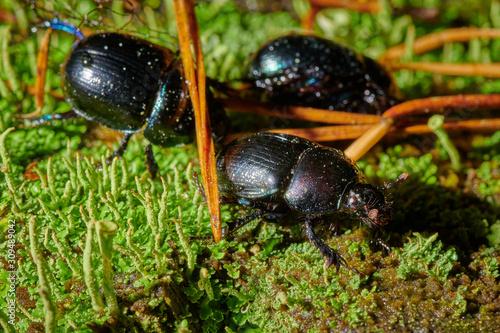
[81,52,93,67]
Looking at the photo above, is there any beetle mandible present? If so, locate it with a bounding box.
[216,132,408,270]
[245,34,401,115]
[30,19,230,177]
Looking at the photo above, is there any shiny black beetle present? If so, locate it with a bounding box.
[217,132,408,270]
[31,19,229,177]
[245,34,400,114]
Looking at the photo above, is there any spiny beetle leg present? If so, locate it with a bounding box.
[192,170,207,204]
[304,218,360,274]
[220,210,264,239]
[145,143,158,179]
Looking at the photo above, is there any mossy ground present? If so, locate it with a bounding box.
[0,0,499,332]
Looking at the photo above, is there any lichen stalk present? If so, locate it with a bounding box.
[126,218,144,263]
[46,157,58,203]
[37,198,58,224]
[61,156,77,191]
[120,159,128,188]
[51,231,83,277]
[28,216,58,332]
[86,189,98,222]
[39,288,57,333]
[113,245,145,275]
[101,155,109,188]
[0,128,21,207]
[60,180,72,206]
[96,220,120,315]
[83,221,105,311]
[428,115,461,171]
[174,206,194,278]
[101,191,121,221]
[1,26,22,99]
[174,167,182,198]
[0,308,16,333]
[158,176,169,239]
[132,189,159,237]
[110,157,119,198]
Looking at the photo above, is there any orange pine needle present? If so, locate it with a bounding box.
[386,62,500,77]
[308,0,380,14]
[173,0,221,243]
[267,124,374,142]
[380,27,500,63]
[344,118,394,161]
[221,98,381,125]
[21,28,53,118]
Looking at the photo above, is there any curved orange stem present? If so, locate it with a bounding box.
[380,27,500,63]
[346,94,500,161]
[383,94,500,119]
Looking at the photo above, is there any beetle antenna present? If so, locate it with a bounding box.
[382,173,409,190]
[44,18,84,41]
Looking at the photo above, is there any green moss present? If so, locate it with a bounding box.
[396,232,458,281]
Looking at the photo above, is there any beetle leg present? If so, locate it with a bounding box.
[233,211,263,229]
[105,132,133,164]
[24,110,80,127]
[371,229,393,258]
[222,210,263,238]
[191,170,207,204]
[145,143,158,179]
[303,218,359,273]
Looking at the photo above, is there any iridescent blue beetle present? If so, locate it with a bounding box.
[245,34,400,114]
[30,19,229,177]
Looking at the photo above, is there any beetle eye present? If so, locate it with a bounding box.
[368,209,378,220]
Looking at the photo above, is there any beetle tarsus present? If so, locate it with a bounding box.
[304,219,342,269]
[372,234,392,257]
[145,144,158,179]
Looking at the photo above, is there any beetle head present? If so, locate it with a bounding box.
[344,174,408,228]
[345,184,390,228]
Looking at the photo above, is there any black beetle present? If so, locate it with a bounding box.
[216,132,408,270]
[30,19,230,177]
[245,34,400,114]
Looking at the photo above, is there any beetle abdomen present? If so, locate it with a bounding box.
[62,33,175,132]
[217,133,317,200]
[285,148,363,214]
[247,34,362,85]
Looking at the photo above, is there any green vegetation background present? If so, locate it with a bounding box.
[0,0,499,332]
